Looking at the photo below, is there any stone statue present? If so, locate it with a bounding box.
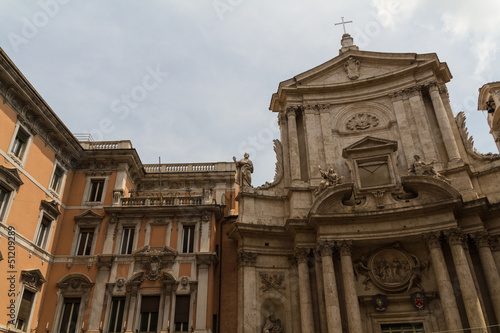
[262,313,284,333]
[233,153,254,187]
[315,166,340,195]
[408,155,449,182]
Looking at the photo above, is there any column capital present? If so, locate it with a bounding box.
[338,240,353,257]
[491,235,500,252]
[287,254,298,267]
[278,112,288,126]
[317,242,333,258]
[237,251,258,267]
[445,228,466,247]
[427,81,439,93]
[475,231,491,249]
[286,105,304,117]
[423,231,442,250]
[295,247,310,263]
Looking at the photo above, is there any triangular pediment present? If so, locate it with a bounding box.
[270,49,451,111]
[342,136,397,157]
[74,209,105,222]
[0,165,23,188]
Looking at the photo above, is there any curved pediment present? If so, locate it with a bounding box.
[310,176,461,217]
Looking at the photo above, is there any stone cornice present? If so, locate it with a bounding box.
[0,50,83,168]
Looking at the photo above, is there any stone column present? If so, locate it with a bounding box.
[286,106,302,183]
[446,229,487,333]
[424,232,463,331]
[428,83,461,163]
[314,250,328,333]
[339,240,362,333]
[391,93,417,165]
[304,105,322,181]
[295,248,315,332]
[195,258,211,332]
[407,87,440,163]
[161,286,172,333]
[490,235,500,272]
[475,232,500,324]
[287,255,302,331]
[125,289,138,333]
[237,251,258,333]
[319,243,342,333]
[279,113,291,186]
[87,263,112,333]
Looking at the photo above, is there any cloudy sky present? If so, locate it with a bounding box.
[0,0,498,186]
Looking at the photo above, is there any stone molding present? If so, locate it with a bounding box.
[20,269,46,292]
[0,73,81,169]
[40,199,61,218]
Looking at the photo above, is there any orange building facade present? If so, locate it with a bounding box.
[0,48,237,333]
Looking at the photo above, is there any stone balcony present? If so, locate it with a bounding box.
[143,162,234,173]
[80,140,133,150]
[120,196,203,206]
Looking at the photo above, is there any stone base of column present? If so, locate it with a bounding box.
[87,330,99,333]
[194,329,210,333]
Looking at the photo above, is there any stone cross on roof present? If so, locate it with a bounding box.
[335,16,353,34]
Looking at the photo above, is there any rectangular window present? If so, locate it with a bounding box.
[15,289,35,332]
[107,298,125,333]
[11,127,30,159]
[182,226,195,253]
[36,216,52,248]
[59,298,80,333]
[120,228,135,254]
[139,296,159,333]
[88,179,105,202]
[381,322,424,333]
[76,228,94,256]
[174,295,190,332]
[50,166,65,194]
[0,185,11,220]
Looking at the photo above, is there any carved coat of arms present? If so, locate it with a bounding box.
[344,57,361,80]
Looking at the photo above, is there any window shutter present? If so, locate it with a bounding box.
[175,295,190,322]
[140,296,160,313]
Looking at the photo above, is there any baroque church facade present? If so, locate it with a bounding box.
[1,33,500,333]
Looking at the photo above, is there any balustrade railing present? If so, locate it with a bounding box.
[121,196,203,206]
[143,162,233,173]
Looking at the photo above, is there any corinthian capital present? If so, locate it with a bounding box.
[445,228,466,247]
[338,240,353,257]
[237,251,258,267]
[423,232,442,250]
[317,241,333,257]
[475,231,491,249]
[295,247,310,263]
